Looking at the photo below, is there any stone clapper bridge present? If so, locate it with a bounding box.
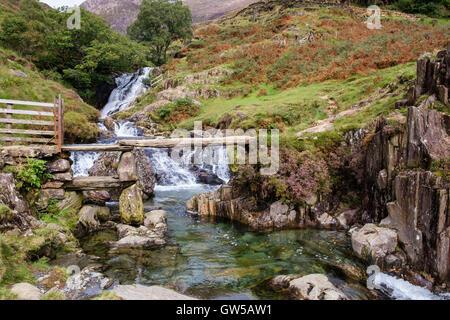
[0,97,255,197]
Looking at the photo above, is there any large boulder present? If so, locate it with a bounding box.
[351,223,398,264]
[109,223,166,250]
[112,284,196,300]
[10,283,43,300]
[119,184,144,225]
[288,274,348,300]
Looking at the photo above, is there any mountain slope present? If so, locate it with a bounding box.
[81,0,260,34]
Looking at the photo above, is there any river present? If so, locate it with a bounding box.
[70,68,447,300]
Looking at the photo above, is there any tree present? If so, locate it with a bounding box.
[128,0,192,65]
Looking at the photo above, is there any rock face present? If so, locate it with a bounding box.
[351,224,398,264]
[112,284,196,300]
[10,283,43,300]
[82,0,259,34]
[0,173,32,230]
[409,46,449,106]
[119,184,144,225]
[386,171,449,280]
[0,173,29,215]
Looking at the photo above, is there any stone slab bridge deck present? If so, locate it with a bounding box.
[62,136,255,191]
[61,136,256,152]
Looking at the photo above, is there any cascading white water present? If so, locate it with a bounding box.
[373,273,450,300]
[145,146,230,188]
[114,121,142,137]
[71,151,100,177]
[100,67,152,118]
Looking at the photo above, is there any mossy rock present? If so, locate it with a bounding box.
[119,184,144,226]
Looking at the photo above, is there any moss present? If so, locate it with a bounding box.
[41,290,66,300]
[0,287,18,300]
[92,291,121,300]
[0,204,12,222]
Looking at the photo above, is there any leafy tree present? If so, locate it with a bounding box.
[0,0,150,103]
[128,0,193,65]
[393,0,449,17]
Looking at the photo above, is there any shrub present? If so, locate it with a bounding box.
[14,158,52,193]
[156,98,200,123]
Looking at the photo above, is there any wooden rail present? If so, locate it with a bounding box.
[0,96,64,152]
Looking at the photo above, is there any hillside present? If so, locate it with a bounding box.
[0,0,102,143]
[81,0,260,34]
[119,1,449,140]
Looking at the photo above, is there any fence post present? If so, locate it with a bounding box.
[57,94,63,153]
[6,103,12,138]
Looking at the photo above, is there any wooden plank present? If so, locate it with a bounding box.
[0,118,54,126]
[64,176,135,191]
[0,99,55,108]
[0,109,55,117]
[6,104,12,138]
[119,136,257,148]
[0,136,56,143]
[58,95,63,153]
[0,128,55,136]
[62,144,134,152]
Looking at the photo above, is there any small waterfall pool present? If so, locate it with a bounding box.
[71,68,447,300]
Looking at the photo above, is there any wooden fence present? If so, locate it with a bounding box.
[0,95,64,152]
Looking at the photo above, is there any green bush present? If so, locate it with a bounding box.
[14,158,52,193]
[392,0,449,17]
[156,98,200,122]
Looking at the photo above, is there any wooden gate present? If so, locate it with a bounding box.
[0,95,64,152]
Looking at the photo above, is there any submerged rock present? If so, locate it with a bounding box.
[112,284,196,300]
[270,274,348,300]
[109,210,168,250]
[289,274,348,300]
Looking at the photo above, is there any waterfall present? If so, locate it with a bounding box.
[145,146,230,188]
[114,121,142,137]
[70,66,231,184]
[71,151,100,177]
[100,67,152,118]
[374,273,450,300]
